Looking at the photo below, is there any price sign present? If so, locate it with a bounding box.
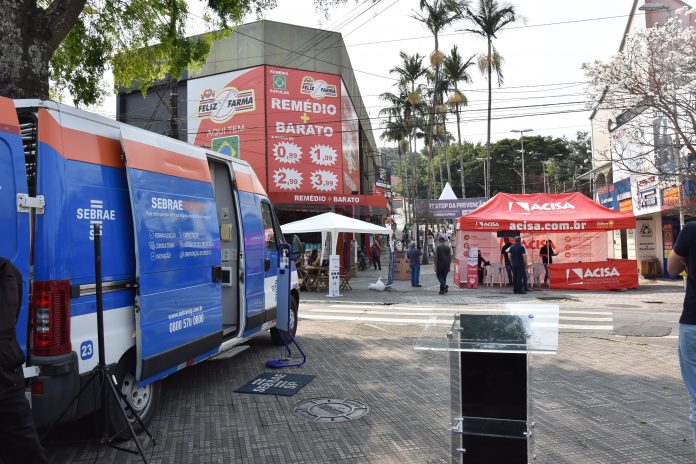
[273,142,302,164]
[273,168,303,190]
[310,144,338,166]
[310,170,338,192]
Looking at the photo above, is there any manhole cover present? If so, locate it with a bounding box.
[293,398,369,423]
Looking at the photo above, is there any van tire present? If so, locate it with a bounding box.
[108,354,160,441]
[270,297,298,345]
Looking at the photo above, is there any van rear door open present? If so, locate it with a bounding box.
[119,126,222,385]
[0,98,31,360]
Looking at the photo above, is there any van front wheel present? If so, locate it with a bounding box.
[270,297,298,345]
[108,356,160,441]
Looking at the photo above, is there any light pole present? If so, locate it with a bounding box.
[511,129,533,193]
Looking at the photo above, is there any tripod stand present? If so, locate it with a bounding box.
[41,224,155,463]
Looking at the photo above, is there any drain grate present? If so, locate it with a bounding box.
[293,398,369,423]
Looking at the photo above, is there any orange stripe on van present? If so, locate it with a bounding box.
[38,109,64,152]
[235,171,255,192]
[251,174,267,197]
[122,139,211,183]
[0,97,19,134]
[62,126,124,168]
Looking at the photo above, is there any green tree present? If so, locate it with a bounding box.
[462,0,519,198]
[0,0,358,105]
[442,44,475,197]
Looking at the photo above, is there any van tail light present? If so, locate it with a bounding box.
[31,280,71,356]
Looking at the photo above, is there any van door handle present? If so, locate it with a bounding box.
[264,259,271,273]
[212,265,222,283]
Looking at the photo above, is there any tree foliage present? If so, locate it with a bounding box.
[584,8,696,177]
[0,0,360,106]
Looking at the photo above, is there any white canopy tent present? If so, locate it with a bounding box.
[281,212,393,264]
[439,182,458,200]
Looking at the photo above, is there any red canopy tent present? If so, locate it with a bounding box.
[456,193,637,290]
[459,192,635,232]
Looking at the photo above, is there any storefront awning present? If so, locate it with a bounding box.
[458,192,635,232]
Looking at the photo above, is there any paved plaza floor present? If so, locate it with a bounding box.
[45,265,693,463]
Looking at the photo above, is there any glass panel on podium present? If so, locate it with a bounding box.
[415,304,559,464]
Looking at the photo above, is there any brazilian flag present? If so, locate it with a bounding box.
[212,135,240,159]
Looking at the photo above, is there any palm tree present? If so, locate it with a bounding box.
[379,85,412,223]
[389,52,427,154]
[443,45,475,197]
[463,0,518,198]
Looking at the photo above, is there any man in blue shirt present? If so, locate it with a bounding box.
[668,221,696,447]
[407,242,422,287]
[507,237,527,294]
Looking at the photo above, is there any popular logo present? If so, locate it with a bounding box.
[272,75,287,90]
[76,200,117,240]
[477,221,499,228]
[508,201,575,212]
[300,76,337,99]
[212,135,239,158]
[196,87,255,122]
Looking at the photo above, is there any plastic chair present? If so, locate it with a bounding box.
[530,263,543,288]
[488,263,505,287]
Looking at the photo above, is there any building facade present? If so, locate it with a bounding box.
[588,0,695,278]
[117,20,391,268]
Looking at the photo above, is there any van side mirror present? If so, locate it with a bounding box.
[290,234,304,260]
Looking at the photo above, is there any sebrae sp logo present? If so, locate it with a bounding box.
[300,76,337,99]
[566,266,620,285]
[197,87,255,122]
[508,201,575,212]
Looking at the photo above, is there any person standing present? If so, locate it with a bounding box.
[427,231,435,256]
[668,221,696,447]
[507,237,527,294]
[0,258,48,464]
[407,242,422,288]
[477,250,490,284]
[500,237,513,285]
[434,236,452,295]
[539,239,558,286]
[370,240,382,270]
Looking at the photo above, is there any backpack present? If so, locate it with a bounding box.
[0,258,25,369]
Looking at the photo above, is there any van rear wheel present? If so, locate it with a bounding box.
[108,356,160,441]
[271,297,298,345]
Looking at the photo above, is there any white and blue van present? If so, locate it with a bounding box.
[0,98,299,431]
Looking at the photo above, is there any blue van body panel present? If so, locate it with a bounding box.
[0,126,31,358]
[70,290,135,317]
[65,160,135,284]
[124,167,222,383]
[238,190,265,320]
[34,142,71,281]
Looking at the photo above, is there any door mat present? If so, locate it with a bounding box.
[235,373,315,396]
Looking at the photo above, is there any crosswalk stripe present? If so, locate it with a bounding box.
[299,314,613,330]
[323,304,612,316]
[302,307,612,322]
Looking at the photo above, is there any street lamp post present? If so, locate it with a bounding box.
[511,129,533,194]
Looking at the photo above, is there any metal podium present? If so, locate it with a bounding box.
[415,304,559,464]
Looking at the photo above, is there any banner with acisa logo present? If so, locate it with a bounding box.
[548,259,638,290]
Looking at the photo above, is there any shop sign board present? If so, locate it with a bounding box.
[596,184,617,210]
[661,185,681,209]
[636,217,657,256]
[266,67,343,195]
[267,192,388,209]
[187,67,267,184]
[613,177,632,211]
[341,81,361,194]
